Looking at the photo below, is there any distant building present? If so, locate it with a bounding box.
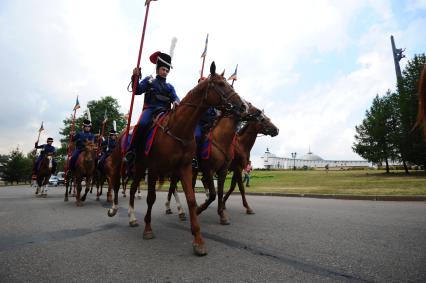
[261,148,371,169]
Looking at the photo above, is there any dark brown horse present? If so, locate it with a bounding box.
[107,62,247,256]
[223,106,279,213]
[414,64,426,141]
[64,140,97,206]
[193,108,246,225]
[35,153,54,197]
[95,156,114,203]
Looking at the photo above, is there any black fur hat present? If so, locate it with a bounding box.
[47,137,53,142]
[150,51,172,70]
[83,119,92,127]
[109,129,117,136]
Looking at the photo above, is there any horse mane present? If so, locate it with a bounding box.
[414,64,426,140]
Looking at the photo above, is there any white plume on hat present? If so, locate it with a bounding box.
[169,37,177,60]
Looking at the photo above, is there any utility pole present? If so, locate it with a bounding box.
[390,35,405,81]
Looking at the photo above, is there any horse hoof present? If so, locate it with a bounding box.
[129,220,139,227]
[123,194,126,198]
[246,209,255,215]
[143,231,154,240]
[42,194,47,198]
[76,202,83,207]
[137,196,142,200]
[165,209,173,214]
[178,213,186,221]
[220,218,230,225]
[192,243,208,256]
[107,208,117,217]
[64,197,68,202]
[96,197,100,201]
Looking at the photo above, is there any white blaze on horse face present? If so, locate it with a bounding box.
[48,156,52,169]
[128,207,137,223]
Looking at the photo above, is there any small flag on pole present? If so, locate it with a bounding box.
[39,122,44,133]
[228,64,238,81]
[145,0,157,6]
[200,33,209,58]
[103,109,108,123]
[73,96,80,110]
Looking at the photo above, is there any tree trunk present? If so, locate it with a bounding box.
[385,158,390,173]
[402,160,409,174]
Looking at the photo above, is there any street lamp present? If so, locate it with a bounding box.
[291,152,297,170]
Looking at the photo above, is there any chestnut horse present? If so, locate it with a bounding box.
[414,64,426,141]
[64,140,97,206]
[223,106,279,213]
[35,153,54,197]
[192,108,247,225]
[107,62,247,256]
[95,156,114,202]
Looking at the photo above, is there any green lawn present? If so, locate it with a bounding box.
[228,169,426,196]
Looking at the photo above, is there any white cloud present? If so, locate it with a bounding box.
[0,0,424,170]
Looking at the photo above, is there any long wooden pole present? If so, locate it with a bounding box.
[65,109,77,174]
[124,1,154,153]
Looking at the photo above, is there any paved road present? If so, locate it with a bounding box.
[0,185,425,282]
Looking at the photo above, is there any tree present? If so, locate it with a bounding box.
[353,92,398,172]
[396,54,426,172]
[59,96,127,155]
[3,147,32,184]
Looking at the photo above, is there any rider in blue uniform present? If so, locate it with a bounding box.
[70,119,95,170]
[98,129,117,170]
[34,137,57,174]
[125,51,180,162]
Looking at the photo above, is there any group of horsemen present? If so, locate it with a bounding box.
[34,50,217,177]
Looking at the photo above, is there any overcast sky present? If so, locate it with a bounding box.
[0,0,425,167]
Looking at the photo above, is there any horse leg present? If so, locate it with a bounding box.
[80,177,91,202]
[64,173,70,201]
[143,173,157,239]
[122,177,127,197]
[196,173,216,215]
[180,165,207,256]
[137,184,142,199]
[106,176,113,203]
[75,176,83,206]
[165,184,174,214]
[128,173,143,227]
[171,175,185,220]
[223,171,238,210]
[217,172,230,225]
[42,176,49,197]
[107,171,121,217]
[236,170,254,214]
[96,177,101,201]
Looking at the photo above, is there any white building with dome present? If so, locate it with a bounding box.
[261,148,371,169]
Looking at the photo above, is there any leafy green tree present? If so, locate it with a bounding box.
[59,96,127,154]
[396,54,426,172]
[353,93,398,172]
[3,147,32,184]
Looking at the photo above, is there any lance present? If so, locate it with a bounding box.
[124,0,156,154]
[36,121,44,144]
[65,109,77,172]
[200,33,209,79]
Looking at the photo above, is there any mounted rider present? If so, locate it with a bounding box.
[125,50,180,162]
[69,119,95,170]
[98,129,117,169]
[34,137,57,174]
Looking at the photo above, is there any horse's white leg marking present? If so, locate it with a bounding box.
[128,206,137,223]
[173,191,184,214]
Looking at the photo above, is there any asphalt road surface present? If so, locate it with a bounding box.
[0,185,425,282]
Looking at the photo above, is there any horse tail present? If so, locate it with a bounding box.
[414,64,426,140]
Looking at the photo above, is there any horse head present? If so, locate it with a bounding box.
[83,140,97,162]
[202,62,248,115]
[244,104,279,137]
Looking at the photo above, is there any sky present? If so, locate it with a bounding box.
[0,0,425,168]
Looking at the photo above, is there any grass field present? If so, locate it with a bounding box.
[225,169,426,196]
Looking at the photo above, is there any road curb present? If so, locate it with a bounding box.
[243,192,426,201]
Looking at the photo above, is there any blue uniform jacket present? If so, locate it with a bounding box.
[35,144,56,155]
[101,139,117,154]
[136,75,180,110]
[74,131,95,150]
